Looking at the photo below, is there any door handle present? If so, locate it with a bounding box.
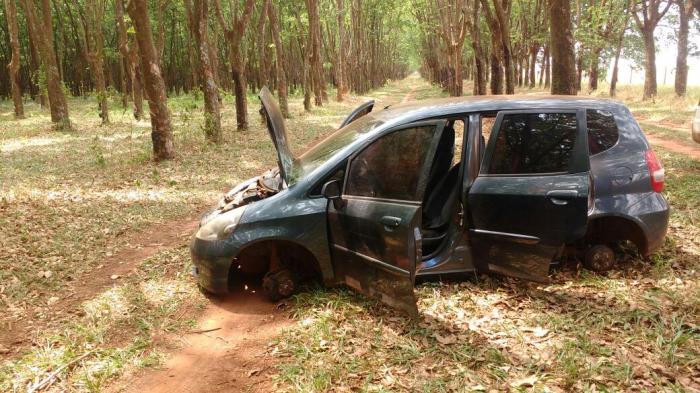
[546,190,578,205]
[380,216,402,228]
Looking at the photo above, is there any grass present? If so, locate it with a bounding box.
[1,75,698,391]
[270,83,700,392]
[0,76,428,391]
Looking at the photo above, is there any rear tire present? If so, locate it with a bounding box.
[583,244,616,272]
[262,269,297,302]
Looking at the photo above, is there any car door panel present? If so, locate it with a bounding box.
[467,110,590,282]
[327,120,447,316]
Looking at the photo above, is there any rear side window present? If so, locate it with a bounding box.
[587,109,619,155]
[487,112,578,175]
[345,126,436,200]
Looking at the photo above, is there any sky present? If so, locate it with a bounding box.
[607,16,700,86]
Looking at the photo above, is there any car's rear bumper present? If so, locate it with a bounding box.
[636,192,670,255]
[190,236,240,295]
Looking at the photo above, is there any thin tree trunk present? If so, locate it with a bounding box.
[268,1,289,117]
[85,0,109,124]
[126,0,174,160]
[610,33,623,97]
[4,0,25,118]
[23,0,71,128]
[335,0,346,101]
[588,48,602,92]
[528,44,538,89]
[674,0,692,97]
[641,28,657,99]
[548,0,577,95]
[305,0,325,105]
[190,0,222,142]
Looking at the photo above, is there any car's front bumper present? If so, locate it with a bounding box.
[190,236,240,294]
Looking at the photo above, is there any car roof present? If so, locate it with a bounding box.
[372,95,627,124]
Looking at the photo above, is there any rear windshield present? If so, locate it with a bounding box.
[288,115,384,185]
[587,109,619,155]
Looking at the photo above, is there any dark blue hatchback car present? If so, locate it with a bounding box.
[191,89,669,315]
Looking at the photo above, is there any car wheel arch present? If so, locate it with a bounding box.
[231,238,324,282]
[585,214,649,256]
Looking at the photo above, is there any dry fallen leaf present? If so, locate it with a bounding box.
[110,274,120,280]
[510,375,538,388]
[434,333,457,345]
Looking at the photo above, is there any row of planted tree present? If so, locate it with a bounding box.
[0,0,412,159]
[1,0,698,161]
[416,0,699,101]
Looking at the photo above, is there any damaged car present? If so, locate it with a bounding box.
[190,87,669,315]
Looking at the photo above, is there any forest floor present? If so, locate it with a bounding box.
[0,75,698,392]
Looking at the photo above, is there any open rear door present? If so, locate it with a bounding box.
[339,100,375,128]
[327,120,447,315]
[467,110,590,281]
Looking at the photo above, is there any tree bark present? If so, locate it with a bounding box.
[115,0,143,119]
[633,0,672,100]
[548,0,577,95]
[4,0,24,118]
[528,44,538,89]
[126,0,174,160]
[22,0,71,128]
[674,0,692,97]
[588,47,602,92]
[190,0,222,142]
[213,0,255,130]
[268,1,289,117]
[470,0,488,95]
[85,0,109,124]
[335,0,346,101]
[610,32,623,97]
[305,0,326,105]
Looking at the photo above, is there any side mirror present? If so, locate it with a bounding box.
[321,179,344,209]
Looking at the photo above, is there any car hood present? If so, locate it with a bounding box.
[259,87,295,184]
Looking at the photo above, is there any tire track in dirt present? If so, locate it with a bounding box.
[108,84,424,392]
[645,134,700,161]
[1,215,199,356]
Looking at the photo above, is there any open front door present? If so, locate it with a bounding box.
[327,120,447,315]
[339,100,375,128]
[467,110,590,282]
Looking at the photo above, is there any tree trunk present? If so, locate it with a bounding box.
[126,0,174,160]
[86,0,109,124]
[674,0,692,97]
[191,0,221,142]
[305,0,325,106]
[471,2,488,96]
[641,28,657,99]
[588,47,602,92]
[548,0,577,95]
[610,34,623,97]
[489,44,504,94]
[183,0,200,91]
[255,0,269,90]
[22,0,71,128]
[528,44,538,89]
[268,1,289,117]
[4,0,24,118]
[335,0,346,101]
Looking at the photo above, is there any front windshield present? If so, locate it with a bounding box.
[287,114,384,185]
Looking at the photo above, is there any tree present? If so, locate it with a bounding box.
[468,0,487,95]
[548,0,577,95]
[609,17,628,97]
[83,0,109,124]
[126,0,174,160]
[674,0,694,96]
[305,0,326,105]
[482,0,514,94]
[632,0,672,100]
[189,0,222,142]
[431,0,470,96]
[336,0,347,101]
[268,0,290,117]
[21,0,71,128]
[4,0,24,118]
[213,0,255,130]
[115,0,144,119]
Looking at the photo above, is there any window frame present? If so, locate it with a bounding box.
[340,120,447,204]
[479,109,589,177]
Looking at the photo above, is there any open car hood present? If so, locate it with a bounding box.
[259,87,295,184]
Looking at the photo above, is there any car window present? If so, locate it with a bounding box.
[345,126,437,201]
[309,166,345,196]
[487,112,578,175]
[586,109,619,155]
[453,119,465,165]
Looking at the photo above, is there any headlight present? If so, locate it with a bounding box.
[195,206,247,241]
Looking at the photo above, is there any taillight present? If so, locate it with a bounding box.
[645,149,665,193]
[588,172,595,212]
